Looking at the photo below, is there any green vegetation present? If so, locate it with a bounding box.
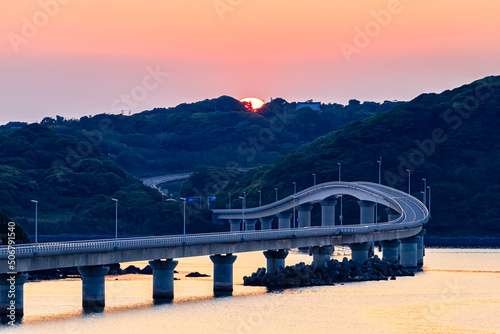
[182,76,500,237]
[0,124,221,236]
[36,96,401,176]
[0,210,29,244]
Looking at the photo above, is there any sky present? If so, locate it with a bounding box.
[1,0,499,124]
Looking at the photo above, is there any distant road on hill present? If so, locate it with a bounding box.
[142,173,192,191]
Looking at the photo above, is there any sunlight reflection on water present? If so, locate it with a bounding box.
[2,248,499,334]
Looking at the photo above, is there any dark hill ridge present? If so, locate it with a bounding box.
[0,124,212,236]
[33,96,402,176]
[192,76,500,237]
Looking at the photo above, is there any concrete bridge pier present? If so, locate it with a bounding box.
[381,239,400,262]
[263,250,288,274]
[386,208,400,222]
[311,245,334,268]
[245,219,257,231]
[210,254,237,295]
[400,237,418,269]
[149,259,178,300]
[260,217,274,230]
[359,201,376,224]
[0,273,28,317]
[349,242,371,263]
[277,212,292,229]
[320,198,337,226]
[417,229,426,268]
[229,219,241,232]
[298,204,313,228]
[77,265,110,308]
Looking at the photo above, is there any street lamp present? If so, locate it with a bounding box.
[274,187,278,202]
[31,200,38,252]
[377,157,382,185]
[293,196,296,235]
[228,192,231,209]
[293,182,296,194]
[405,169,410,223]
[407,169,411,194]
[337,162,341,181]
[258,190,262,207]
[339,195,343,226]
[422,178,427,208]
[427,186,431,216]
[112,198,118,247]
[312,173,316,186]
[239,192,246,238]
[375,157,382,227]
[180,197,187,243]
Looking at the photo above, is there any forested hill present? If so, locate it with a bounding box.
[22,96,402,176]
[186,76,500,237]
[0,124,204,236]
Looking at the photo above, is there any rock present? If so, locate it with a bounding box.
[140,265,153,275]
[124,265,141,274]
[186,272,210,278]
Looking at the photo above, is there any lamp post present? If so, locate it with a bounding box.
[258,190,262,207]
[405,169,411,223]
[112,198,118,247]
[239,192,246,238]
[337,163,342,226]
[293,182,296,194]
[228,192,231,209]
[422,178,427,208]
[375,157,382,227]
[274,187,278,202]
[339,195,343,226]
[293,196,296,235]
[377,157,382,185]
[427,186,431,216]
[31,200,38,252]
[180,197,187,243]
[312,173,316,186]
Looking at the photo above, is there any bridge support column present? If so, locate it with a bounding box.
[149,259,178,300]
[359,201,376,224]
[263,250,288,274]
[245,219,257,231]
[311,245,334,268]
[260,217,273,230]
[298,203,313,228]
[0,273,28,318]
[386,208,400,222]
[229,219,241,232]
[417,229,426,268]
[400,237,418,269]
[78,265,110,308]
[210,254,237,295]
[381,239,400,262]
[349,242,371,263]
[320,198,337,226]
[277,212,292,229]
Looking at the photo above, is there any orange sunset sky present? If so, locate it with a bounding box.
[1,0,499,123]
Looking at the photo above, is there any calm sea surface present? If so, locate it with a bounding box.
[1,248,499,334]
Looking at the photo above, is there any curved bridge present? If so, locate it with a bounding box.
[0,181,429,318]
[213,181,428,226]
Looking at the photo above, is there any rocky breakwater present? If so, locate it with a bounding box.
[243,256,415,288]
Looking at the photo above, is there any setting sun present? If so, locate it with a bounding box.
[240,97,265,111]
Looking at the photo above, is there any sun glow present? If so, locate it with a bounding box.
[240,97,265,111]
